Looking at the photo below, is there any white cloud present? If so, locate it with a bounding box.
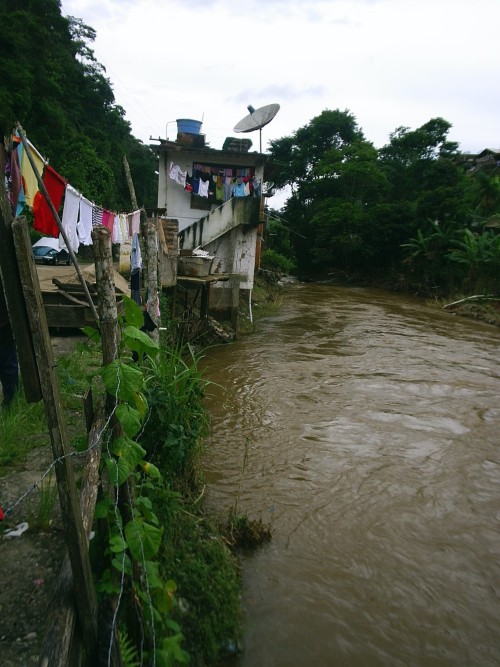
[60,0,500,208]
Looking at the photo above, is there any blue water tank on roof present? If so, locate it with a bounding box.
[176,119,202,135]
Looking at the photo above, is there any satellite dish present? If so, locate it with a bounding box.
[233,103,280,152]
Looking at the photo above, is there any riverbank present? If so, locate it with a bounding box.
[255,270,500,329]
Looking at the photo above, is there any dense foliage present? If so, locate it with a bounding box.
[267,110,500,296]
[0,0,158,210]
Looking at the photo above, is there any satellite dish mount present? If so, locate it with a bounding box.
[233,103,280,153]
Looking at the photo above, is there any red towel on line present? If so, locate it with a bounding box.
[32,165,67,237]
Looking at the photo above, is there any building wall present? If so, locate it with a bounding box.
[205,225,259,290]
[157,146,265,232]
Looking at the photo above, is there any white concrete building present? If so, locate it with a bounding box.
[152,121,270,324]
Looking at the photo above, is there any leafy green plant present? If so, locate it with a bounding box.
[118,630,140,667]
[139,344,210,487]
[446,228,500,292]
[85,295,189,664]
[260,248,296,276]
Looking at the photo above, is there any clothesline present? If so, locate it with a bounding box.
[168,160,262,204]
[6,130,142,255]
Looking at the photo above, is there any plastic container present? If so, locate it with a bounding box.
[178,256,214,277]
[176,119,202,135]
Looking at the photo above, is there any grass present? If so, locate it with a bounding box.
[0,395,47,469]
[0,338,100,472]
[153,484,243,666]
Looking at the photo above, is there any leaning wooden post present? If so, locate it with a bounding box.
[11,218,98,655]
[92,227,119,366]
[39,393,106,667]
[122,155,138,210]
[145,215,160,343]
[0,147,41,401]
[92,226,129,666]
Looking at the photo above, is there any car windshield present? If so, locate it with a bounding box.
[33,247,57,256]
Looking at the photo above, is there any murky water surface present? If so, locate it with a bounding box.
[201,284,500,667]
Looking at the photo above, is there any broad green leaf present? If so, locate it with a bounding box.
[144,560,163,589]
[112,435,146,468]
[105,455,132,486]
[123,325,159,357]
[109,534,127,553]
[121,295,145,328]
[94,496,112,519]
[141,461,162,482]
[131,391,149,418]
[115,403,142,437]
[100,360,144,400]
[125,518,163,560]
[111,553,132,575]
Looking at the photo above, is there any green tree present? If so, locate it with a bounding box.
[446,228,500,292]
[268,110,386,275]
[0,0,157,211]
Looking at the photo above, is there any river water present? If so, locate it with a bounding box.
[200,283,500,667]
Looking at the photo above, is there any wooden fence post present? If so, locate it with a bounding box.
[0,147,42,402]
[145,215,160,343]
[39,393,106,667]
[92,226,127,666]
[92,227,119,365]
[11,218,98,656]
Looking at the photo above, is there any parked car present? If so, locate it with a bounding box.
[32,246,71,266]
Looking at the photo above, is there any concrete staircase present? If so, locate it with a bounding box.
[179,196,260,251]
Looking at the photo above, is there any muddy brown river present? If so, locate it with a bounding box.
[201,283,500,667]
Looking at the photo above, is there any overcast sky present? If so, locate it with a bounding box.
[60,0,499,206]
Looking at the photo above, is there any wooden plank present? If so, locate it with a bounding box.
[11,218,98,655]
[39,394,105,667]
[145,216,159,343]
[91,226,126,667]
[0,147,42,402]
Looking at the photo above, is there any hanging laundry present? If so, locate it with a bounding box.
[130,231,143,305]
[232,181,246,197]
[15,140,26,217]
[92,205,103,227]
[77,195,93,245]
[9,137,22,215]
[169,161,187,187]
[102,209,114,232]
[20,140,45,208]
[215,175,224,202]
[192,173,200,194]
[198,178,209,198]
[131,233,142,270]
[59,184,80,252]
[112,213,123,244]
[130,267,141,306]
[128,209,141,237]
[119,213,130,242]
[224,177,233,202]
[107,212,115,233]
[32,165,67,237]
